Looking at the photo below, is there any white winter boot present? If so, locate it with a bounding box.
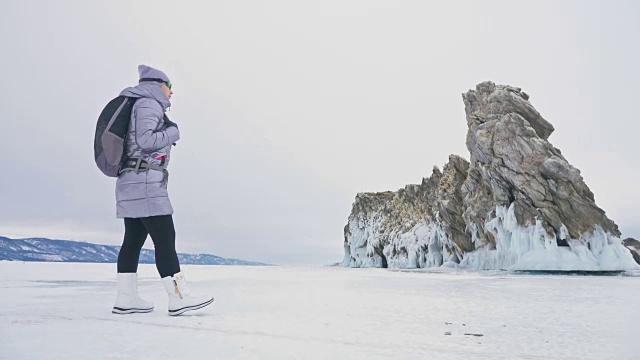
[161,272,214,316]
[112,273,154,314]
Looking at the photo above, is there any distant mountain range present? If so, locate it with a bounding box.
[0,236,269,266]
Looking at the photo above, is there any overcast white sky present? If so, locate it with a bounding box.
[1,0,638,264]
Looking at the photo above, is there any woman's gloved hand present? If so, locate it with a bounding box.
[164,118,179,129]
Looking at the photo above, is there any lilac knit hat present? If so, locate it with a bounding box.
[138,64,170,84]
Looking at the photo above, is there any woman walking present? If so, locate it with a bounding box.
[111,65,214,316]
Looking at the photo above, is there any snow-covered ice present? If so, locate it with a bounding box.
[1,262,637,360]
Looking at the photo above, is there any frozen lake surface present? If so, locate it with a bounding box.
[1,262,637,360]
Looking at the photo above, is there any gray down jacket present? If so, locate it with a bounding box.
[115,82,180,219]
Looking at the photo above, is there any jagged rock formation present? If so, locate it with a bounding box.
[343,82,638,271]
[623,238,640,265]
[343,155,471,268]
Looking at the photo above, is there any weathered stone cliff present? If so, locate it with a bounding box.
[343,82,638,271]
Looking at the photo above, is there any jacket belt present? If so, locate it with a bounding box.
[119,157,167,174]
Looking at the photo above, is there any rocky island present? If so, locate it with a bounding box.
[343,82,639,271]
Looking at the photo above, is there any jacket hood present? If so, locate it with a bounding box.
[119,82,171,110]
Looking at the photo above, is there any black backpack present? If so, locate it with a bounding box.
[93,96,138,177]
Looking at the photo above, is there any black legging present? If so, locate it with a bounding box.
[117,215,181,278]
